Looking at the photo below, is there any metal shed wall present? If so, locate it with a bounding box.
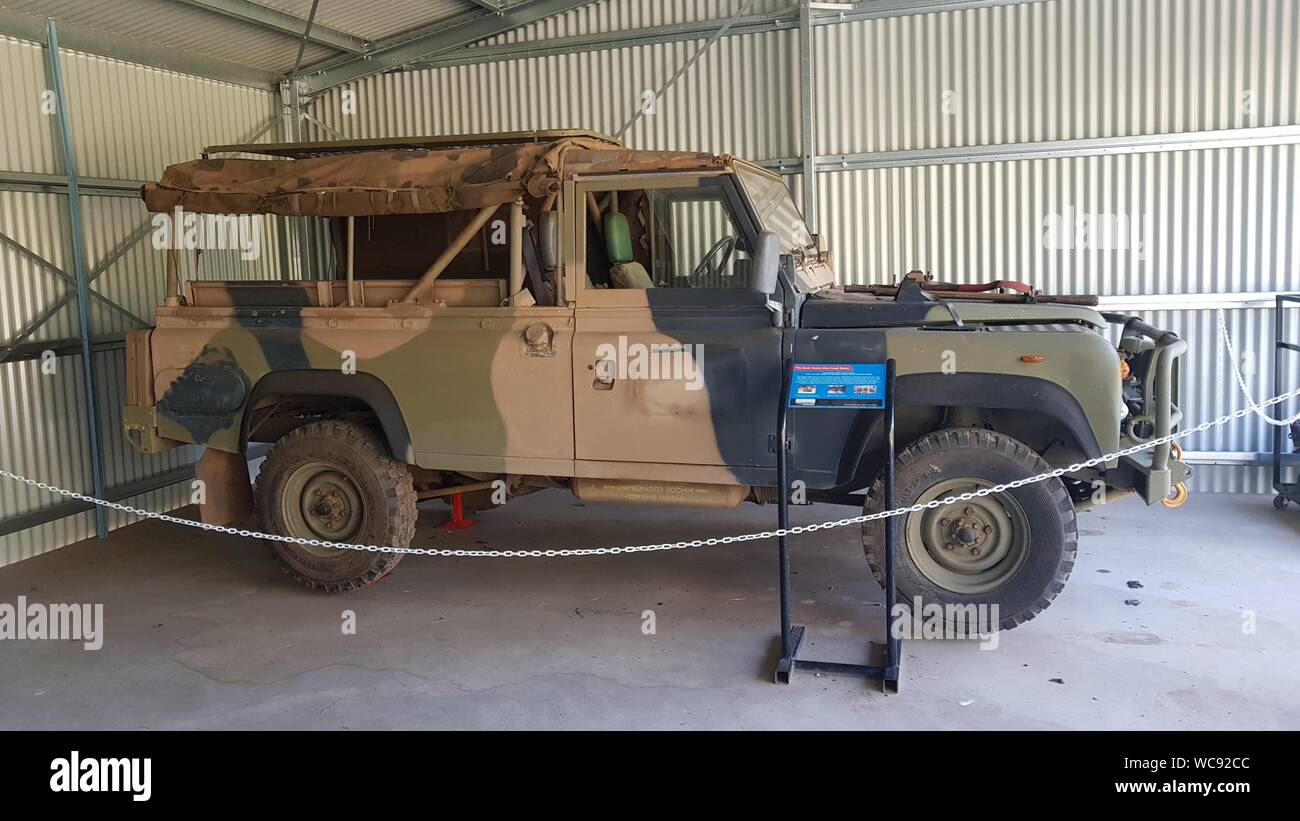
[0,33,282,565]
[804,0,1299,491]
[306,26,802,160]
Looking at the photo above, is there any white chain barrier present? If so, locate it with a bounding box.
[0,318,1295,558]
[1217,308,1300,427]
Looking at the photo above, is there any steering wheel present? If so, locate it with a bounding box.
[691,235,737,283]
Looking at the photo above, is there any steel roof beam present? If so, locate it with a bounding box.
[465,0,543,10]
[0,170,147,197]
[757,125,1300,175]
[294,0,599,96]
[414,0,1047,70]
[170,0,370,55]
[0,7,279,87]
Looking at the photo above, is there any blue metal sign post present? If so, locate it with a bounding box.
[775,358,902,693]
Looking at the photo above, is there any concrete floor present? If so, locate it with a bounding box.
[1,491,1298,730]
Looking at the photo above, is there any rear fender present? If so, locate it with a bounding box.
[241,370,414,463]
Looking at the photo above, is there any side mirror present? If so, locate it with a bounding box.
[539,212,560,270]
[751,230,781,295]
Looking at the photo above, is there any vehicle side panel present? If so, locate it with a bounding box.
[149,304,577,475]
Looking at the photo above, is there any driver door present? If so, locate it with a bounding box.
[568,173,782,487]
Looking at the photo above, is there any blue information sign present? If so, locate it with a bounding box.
[787,363,887,409]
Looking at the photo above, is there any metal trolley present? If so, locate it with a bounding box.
[1273,295,1300,510]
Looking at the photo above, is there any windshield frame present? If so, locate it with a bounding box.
[733,161,834,293]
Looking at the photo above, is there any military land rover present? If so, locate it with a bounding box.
[122,130,1188,629]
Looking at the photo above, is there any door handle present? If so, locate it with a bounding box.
[591,358,616,390]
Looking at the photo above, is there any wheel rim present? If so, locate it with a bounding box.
[904,477,1031,595]
[279,461,367,557]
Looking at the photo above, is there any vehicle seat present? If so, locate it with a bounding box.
[604,213,654,289]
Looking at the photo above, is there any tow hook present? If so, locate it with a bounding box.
[1161,483,1190,509]
[1160,443,1189,508]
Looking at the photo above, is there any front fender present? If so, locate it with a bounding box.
[895,372,1103,458]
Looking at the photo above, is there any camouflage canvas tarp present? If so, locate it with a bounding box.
[141,138,727,217]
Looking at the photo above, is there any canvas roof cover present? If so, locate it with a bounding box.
[141,137,728,217]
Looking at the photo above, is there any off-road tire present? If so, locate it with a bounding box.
[255,421,416,592]
[862,428,1077,632]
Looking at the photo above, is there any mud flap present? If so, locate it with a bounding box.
[194,448,254,526]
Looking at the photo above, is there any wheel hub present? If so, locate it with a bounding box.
[309,485,352,531]
[280,462,367,556]
[942,509,994,557]
[907,479,1032,594]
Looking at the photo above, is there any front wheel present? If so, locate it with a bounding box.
[255,421,416,592]
[862,428,1077,633]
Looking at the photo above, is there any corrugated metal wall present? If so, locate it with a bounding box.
[809,0,1299,491]
[302,0,1300,495]
[812,0,1299,149]
[0,33,280,565]
[305,22,800,159]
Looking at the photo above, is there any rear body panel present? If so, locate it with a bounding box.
[146,299,576,476]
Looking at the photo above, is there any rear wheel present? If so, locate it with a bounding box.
[862,428,1077,633]
[255,421,416,592]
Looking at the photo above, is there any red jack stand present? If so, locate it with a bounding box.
[440,492,479,531]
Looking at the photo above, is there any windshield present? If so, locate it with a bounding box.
[735,165,833,293]
[736,165,811,250]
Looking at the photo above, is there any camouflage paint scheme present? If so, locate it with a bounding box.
[125,132,1187,508]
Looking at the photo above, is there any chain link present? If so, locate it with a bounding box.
[3,323,1296,558]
